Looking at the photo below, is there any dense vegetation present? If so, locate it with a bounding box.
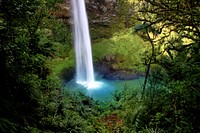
[134,0,200,132]
[0,0,105,132]
[1,0,200,132]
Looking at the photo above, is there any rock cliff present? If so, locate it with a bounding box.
[51,0,118,25]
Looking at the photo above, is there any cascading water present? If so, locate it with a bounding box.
[71,0,101,89]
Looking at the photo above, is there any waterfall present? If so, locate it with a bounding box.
[71,0,100,89]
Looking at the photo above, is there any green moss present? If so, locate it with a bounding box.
[92,29,148,72]
[48,28,148,79]
[47,57,74,78]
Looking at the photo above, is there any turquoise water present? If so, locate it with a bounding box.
[64,77,144,101]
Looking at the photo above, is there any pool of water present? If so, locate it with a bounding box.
[64,77,144,101]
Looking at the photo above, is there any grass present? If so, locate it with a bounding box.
[92,29,148,72]
[48,27,148,80]
[47,57,74,79]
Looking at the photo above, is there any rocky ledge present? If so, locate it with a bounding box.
[94,63,145,80]
[60,63,144,83]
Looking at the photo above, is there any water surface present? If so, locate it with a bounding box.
[65,77,144,101]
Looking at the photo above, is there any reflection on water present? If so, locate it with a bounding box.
[64,77,144,101]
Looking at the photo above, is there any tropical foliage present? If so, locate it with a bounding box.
[1,0,200,132]
[131,0,200,132]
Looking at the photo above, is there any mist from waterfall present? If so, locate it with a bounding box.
[71,0,101,89]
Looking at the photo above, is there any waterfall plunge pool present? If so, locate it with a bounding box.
[64,76,144,101]
[69,0,145,101]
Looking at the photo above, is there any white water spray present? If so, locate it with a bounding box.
[71,0,101,89]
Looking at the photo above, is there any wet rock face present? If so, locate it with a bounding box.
[53,2,70,18]
[86,0,117,13]
[52,0,118,25]
[93,54,145,80]
[94,62,145,80]
[86,0,117,25]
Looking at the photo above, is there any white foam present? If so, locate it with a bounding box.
[76,81,103,90]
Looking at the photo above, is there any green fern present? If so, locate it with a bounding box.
[0,118,17,133]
